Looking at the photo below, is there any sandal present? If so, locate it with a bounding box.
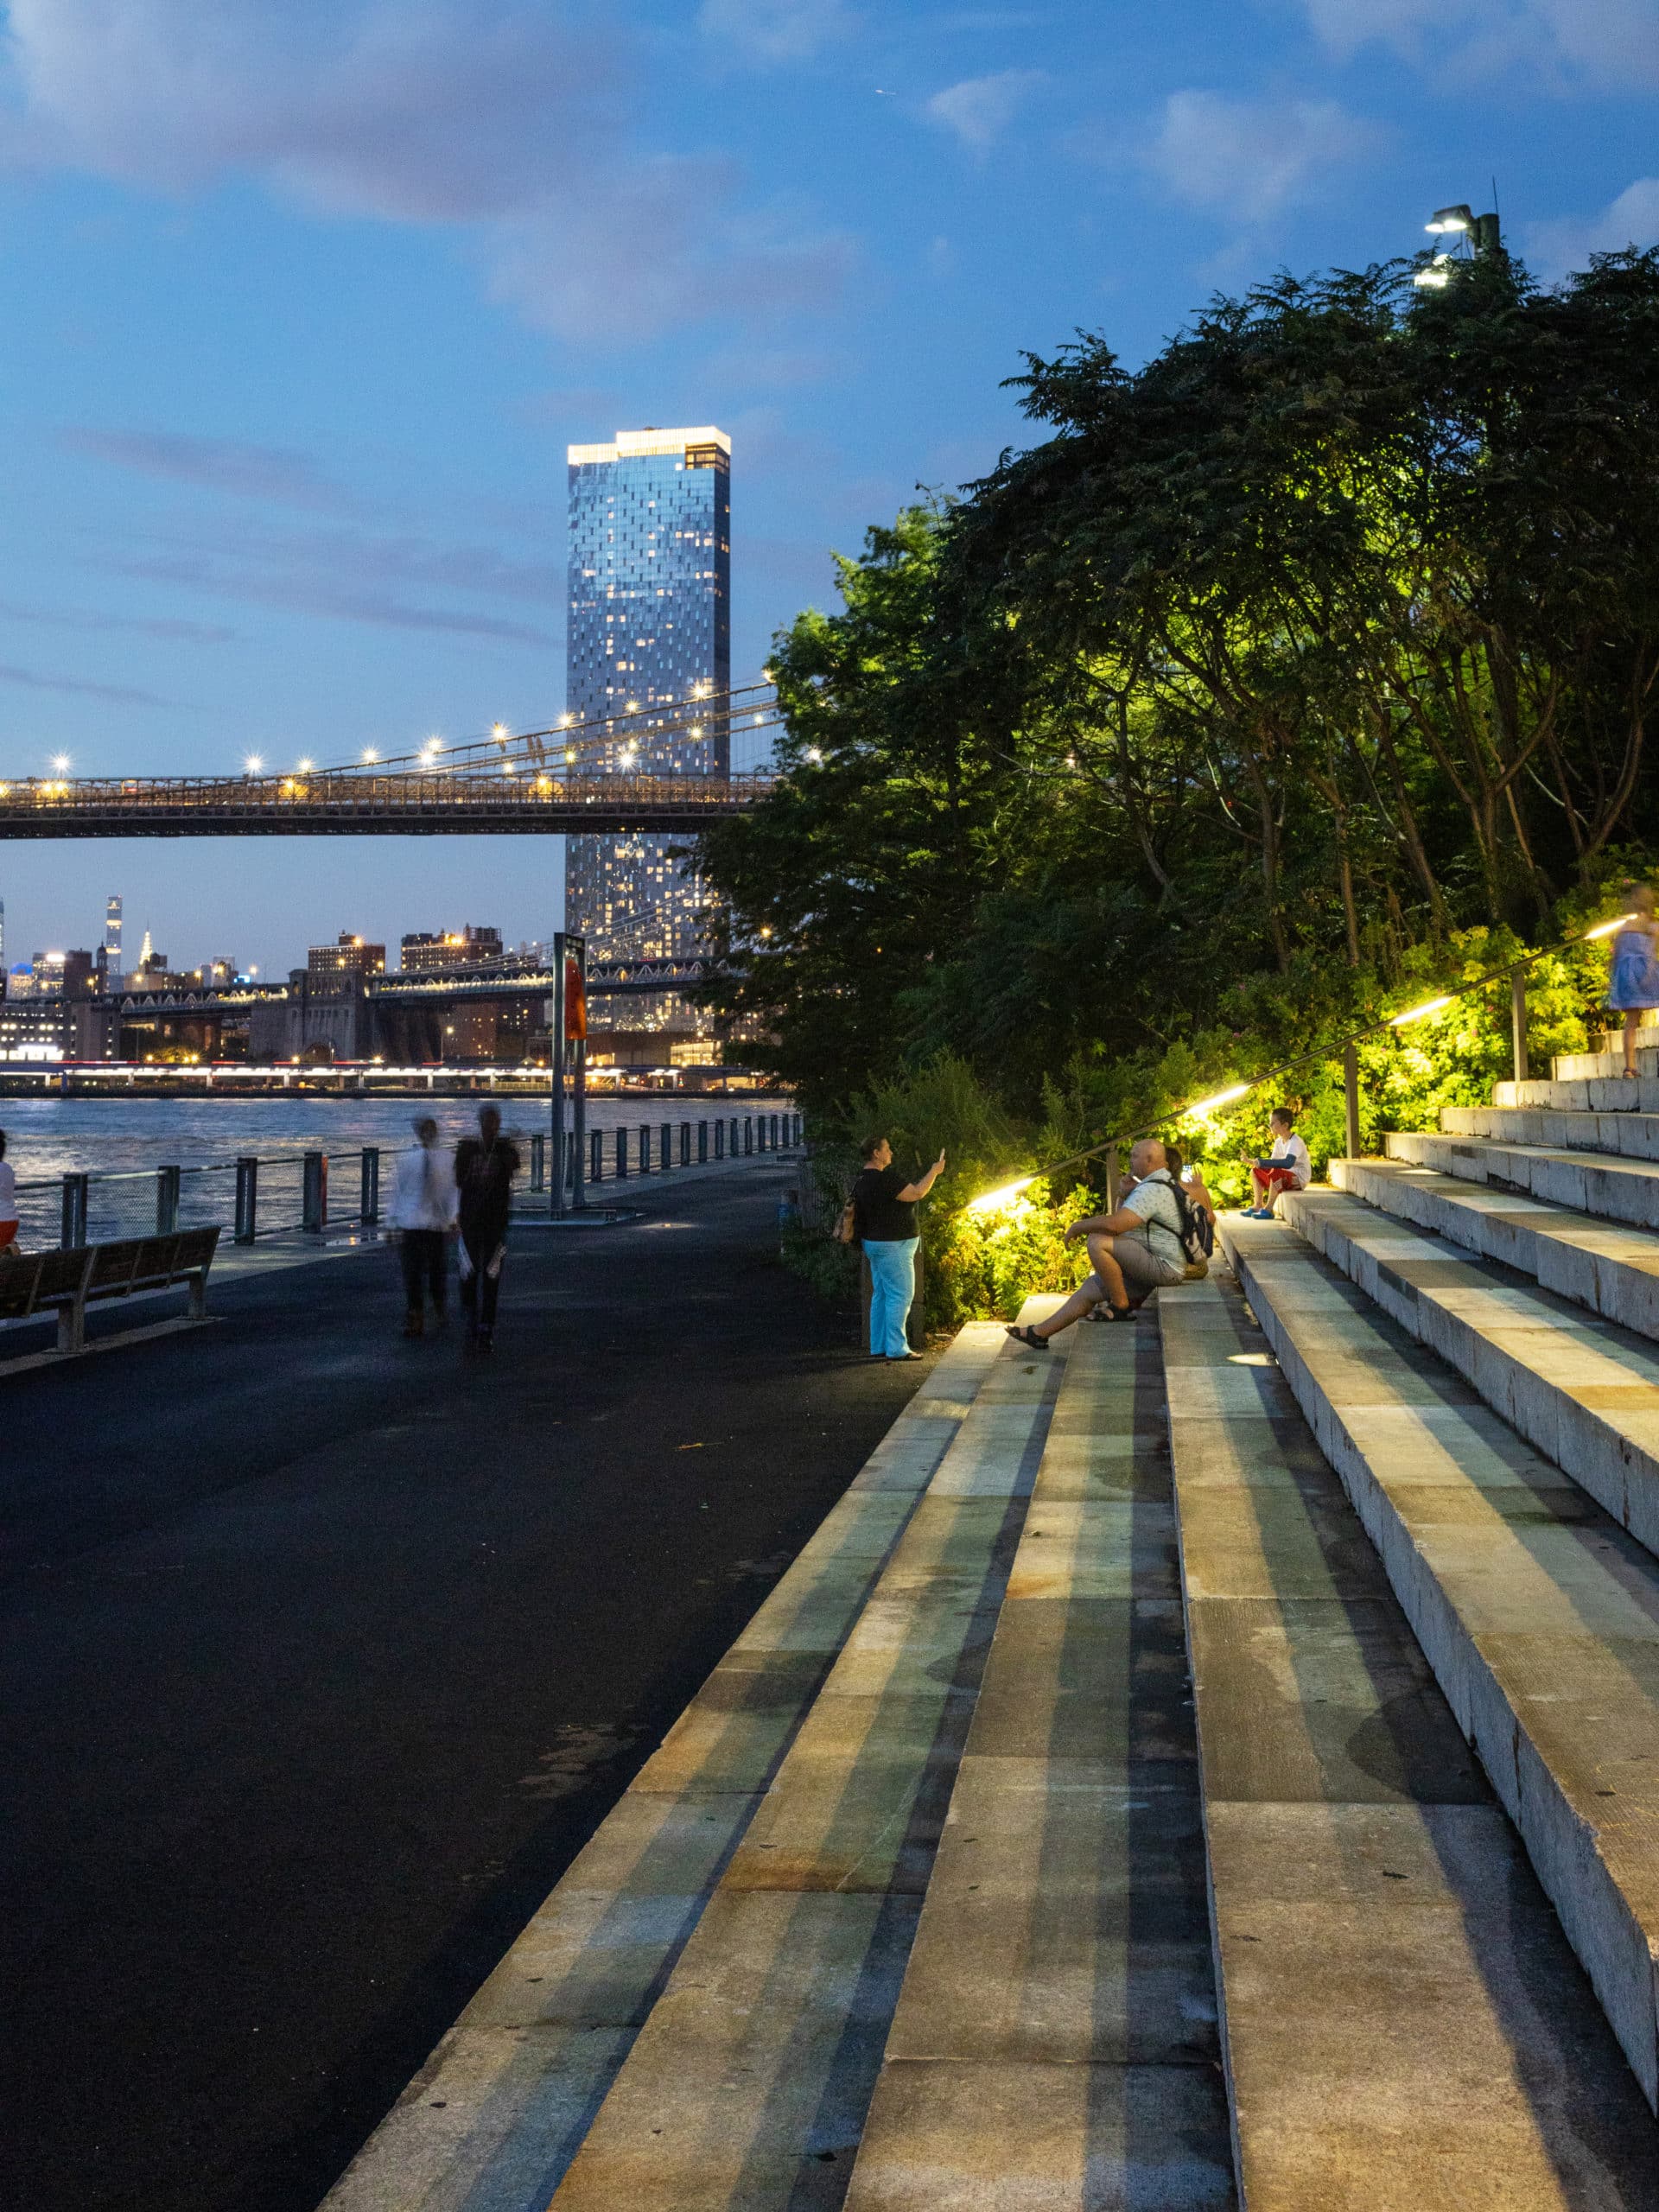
[1084,1303,1133,1324]
[1005,1325,1050,1351]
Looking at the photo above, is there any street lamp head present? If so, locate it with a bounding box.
[1413,257,1455,289]
[1426,204,1474,234]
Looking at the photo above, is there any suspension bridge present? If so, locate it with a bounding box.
[0,682,785,837]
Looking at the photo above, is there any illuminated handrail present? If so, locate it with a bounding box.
[967,912,1638,1208]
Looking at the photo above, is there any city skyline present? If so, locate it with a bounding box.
[0,2,1655,965]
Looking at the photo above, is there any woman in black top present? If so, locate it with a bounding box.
[455,1104,521,1354]
[851,1134,945,1361]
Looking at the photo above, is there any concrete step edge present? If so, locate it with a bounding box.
[1159,1268,1659,2197]
[1217,1215,1659,2113]
[542,1301,1074,2209]
[1277,1185,1659,1565]
[1443,1105,1659,1163]
[316,1319,1014,2212]
[1337,1153,1659,1346]
[1389,1127,1659,1233]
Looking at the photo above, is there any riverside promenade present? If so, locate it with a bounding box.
[0,1154,927,2212]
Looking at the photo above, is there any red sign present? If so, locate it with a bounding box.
[564,953,588,1039]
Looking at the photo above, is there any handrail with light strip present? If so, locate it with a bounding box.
[963,911,1639,1212]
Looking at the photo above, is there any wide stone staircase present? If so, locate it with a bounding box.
[321,1047,1659,2209]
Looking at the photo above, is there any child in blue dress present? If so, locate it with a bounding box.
[1605,886,1659,1077]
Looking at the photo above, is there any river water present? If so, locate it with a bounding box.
[0,1095,791,1244]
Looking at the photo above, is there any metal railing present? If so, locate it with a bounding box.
[7,1113,806,1250]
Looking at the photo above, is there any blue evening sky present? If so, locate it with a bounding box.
[0,0,1655,974]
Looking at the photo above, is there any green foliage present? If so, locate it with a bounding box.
[779,1217,861,1306]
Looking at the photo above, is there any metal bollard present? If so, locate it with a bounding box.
[698,1120,709,1163]
[679,1122,690,1166]
[590,1129,603,1186]
[234,1156,259,1243]
[360,1147,380,1226]
[530,1134,546,1192]
[661,1120,672,1170]
[771,1113,780,1149]
[616,1128,629,1179]
[156,1164,181,1236]
[302,1151,328,1233]
[640,1124,652,1173]
[744,1117,753,1156]
[715,1120,725,1160]
[60,1171,89,1250]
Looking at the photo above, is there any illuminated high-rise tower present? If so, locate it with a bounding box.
[564,427,729,1012]
[105,894,122,964]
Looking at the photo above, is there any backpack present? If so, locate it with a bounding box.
[1139,1170,1213,1272]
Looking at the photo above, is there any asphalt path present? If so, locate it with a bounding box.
[1,1164,931,2212]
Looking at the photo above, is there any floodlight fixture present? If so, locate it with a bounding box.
[1426,204,1474,234]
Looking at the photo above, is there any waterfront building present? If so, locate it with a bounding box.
[0,1000,73,1060]
[565,425,729,1050]
[400,925,505,973]
[308,932,386,979]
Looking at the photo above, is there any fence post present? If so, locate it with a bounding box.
[1103,1145,1119,1215]
[661,1120,672,1170]
[616,1128,629,1179]
[745,1117,753,1156]
[590,1128,603,1186]
[60,1171,89,1250]
[698,1120,709,1163]
[1344,1042,1362,1161]
[360,1147,380,1226]
[234,1156,259,1244]
[156,1164,181,1236]
[302,1151,327,1233]
[530,1134,546,1192]
[715,1119,725,1160]
[772,1113,780,1149]
[640,1124,652,1173]
[1511,969,1529,1085]
[680,1122,691,1166]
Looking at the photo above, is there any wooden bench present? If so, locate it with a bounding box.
[0,1226,221,1357]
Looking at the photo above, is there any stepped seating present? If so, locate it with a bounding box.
[323,1021,1659,2209]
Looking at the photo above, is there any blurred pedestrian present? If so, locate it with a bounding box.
[388,1116,457,1338]
[455,1104,521,1355]
[852,1134,945,1361]
[1605,885,1659,1078]
[0,1129,18,1254]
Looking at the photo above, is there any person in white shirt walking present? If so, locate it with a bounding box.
[0,1129,17,1252]
[1245,1108,1311,1218]
[388,1117,458,1337]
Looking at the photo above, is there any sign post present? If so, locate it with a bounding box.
[550,932,588,1217]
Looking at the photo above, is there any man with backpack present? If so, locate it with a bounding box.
[1005,1136,1203,1349]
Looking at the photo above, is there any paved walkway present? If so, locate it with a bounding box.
[0,1160,922,2212]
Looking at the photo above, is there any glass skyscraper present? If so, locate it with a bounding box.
[564,427,730,1031]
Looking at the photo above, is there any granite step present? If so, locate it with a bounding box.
[1494,1078,1659,1117]
[1443,1103,1659,1161]
[543,1309,1073,2210]
[842,1315,1236,2210]
[319,1323,1011,2212]
[1275,1185,1659,1566]
[1161,1267,1659,2206]
[1335,1154,1659,1344]
[1554,1048,1659,1083]
[1389,1127,1659,1234]
[1218,1213,1659,2129]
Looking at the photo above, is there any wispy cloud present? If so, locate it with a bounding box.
[1140,91,1383,226]
[1527,177,1659,279]
[925,68,1046,151]
[0,661,178,708]
[1294,0,1659,90]
[57,429,350,512]
[0,598,238,644]
[0,0,853,345]
[697,0,852,65]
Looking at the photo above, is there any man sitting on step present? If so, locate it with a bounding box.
[1006,1137,1190,1347]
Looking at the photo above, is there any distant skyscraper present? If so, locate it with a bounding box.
[564,427,730,1001]
[105,894,122,963]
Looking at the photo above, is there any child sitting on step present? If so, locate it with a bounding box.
[1244,1108,1310,1220]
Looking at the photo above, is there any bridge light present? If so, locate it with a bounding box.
[361,747,380,764]
[245,754,264,775]
[51,753,70,773]
[422,738,442,759]
[297,757,315,772]
[565,748,577,764]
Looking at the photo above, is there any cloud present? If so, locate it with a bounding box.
[0,599,238,643]
[697,0,850,65]
[1141,91,1382,225]
[57,428,350,511]
[925,68,1046,151]
[0,661,178,707]
[1526,177,1659,278]
[1294,0,1659,90]
[0,1,851,344]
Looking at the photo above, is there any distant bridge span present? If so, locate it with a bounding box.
[0,681,786,838]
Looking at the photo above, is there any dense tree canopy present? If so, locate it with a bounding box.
[700,249,1659,1125]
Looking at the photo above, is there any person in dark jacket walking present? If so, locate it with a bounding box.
[454,1104,521,1354]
